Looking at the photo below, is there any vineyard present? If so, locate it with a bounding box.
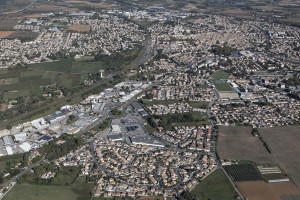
[224,164,263,182]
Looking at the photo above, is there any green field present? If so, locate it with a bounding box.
[191,169,238,200]
[213,70,230,80]
[3,182,94,200]
[4,90,30,99]
[262,173,287,181]
[80,74,89,84]
[22,71,45,77]
[215,83,233,91]
[29,59,124,74]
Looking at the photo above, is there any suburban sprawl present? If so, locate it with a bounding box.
[0,0,300,200]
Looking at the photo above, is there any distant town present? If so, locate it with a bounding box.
[0,1,299,200]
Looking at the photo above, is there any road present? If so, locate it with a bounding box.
[0,33,154,129]
[207,86,245,200]
[0,156,45,188]
[0,0,38,15]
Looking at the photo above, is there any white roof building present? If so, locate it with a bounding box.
[6,146,13,155]
[14,132,27,142]
[111,125,121,133]
[20,142,31,152]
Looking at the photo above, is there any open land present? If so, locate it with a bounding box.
[0,31,15,39]
[191,169,237,200]
[259,126,300,188]
[216,126,273,163]
[3,182,94,200]
[237,181,300,200]
[67,24,91,33]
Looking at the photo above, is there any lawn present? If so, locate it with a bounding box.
[3,182,94,200]
[191,169,238,200]
[215,83,233,91]
[213,69,229,80]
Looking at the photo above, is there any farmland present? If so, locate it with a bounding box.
[0,68,81,100]
[237,181,300,200]
[258,126,300,188]
[216,126,273,164]
[3,182,94,200]
[28,59,124,74]
[0,31,15,39]
[0,20,18,31]
[224,164,263,182]
[191,169,238,200]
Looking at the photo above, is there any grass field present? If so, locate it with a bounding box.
[29,59,124,74]
[3,182,94,200]
[22,70,45,77]
[191,169,237,200]
[213,70,230,80]
[216,126,273,164]
[237,181,300,200]
[214,83,233,91]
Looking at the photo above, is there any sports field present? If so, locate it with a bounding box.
[213,69,229,80]
[214,83,233,91]
[191,169,237,200]
[216,126,273,164]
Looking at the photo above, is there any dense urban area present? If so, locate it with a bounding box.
[0,0,299,199]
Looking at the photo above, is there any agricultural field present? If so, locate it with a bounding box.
[0,20,18,31]
[258,126,300,188]
[213,69,230,80]
[214,83,233,91]
[0,69,82,100]
[0,31,15,39]
[3,182,94,200]
[191,169,238,200]
[237,181,300,200]
[224,164,263,182]
[28,59,124,74]
[216,126,273,164]
[5,31,39,41]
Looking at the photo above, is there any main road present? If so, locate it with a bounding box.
[0,34,155,129]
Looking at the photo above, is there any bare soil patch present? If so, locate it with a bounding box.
[0,31,15,39]
[216,126,273,163]
[237,181,300,200]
